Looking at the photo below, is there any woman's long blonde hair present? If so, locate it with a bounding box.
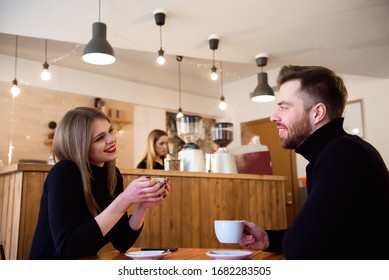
[139,129,168,169]
[53,107,117,216]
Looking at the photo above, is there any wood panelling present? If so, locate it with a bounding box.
[0,164,287,259]
[125,171,287,250]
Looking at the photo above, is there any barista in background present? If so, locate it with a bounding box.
[137,129,169,170]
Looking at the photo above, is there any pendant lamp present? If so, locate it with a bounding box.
[154,9,166,65]
[250,53,275,102]
[208,35,219,81]
[41,39,51,80]
[218,61,227,110]
[10,35,20,97]
[82,0,116,65]
[176,56,184,118]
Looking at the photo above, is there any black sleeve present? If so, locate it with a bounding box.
[107,169,143,252]
[265,230,286,253]
[107,215,143,252]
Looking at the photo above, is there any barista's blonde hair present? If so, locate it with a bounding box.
[139,129,168,169]
[53,107,116,216]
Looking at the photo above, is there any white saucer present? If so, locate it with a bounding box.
[206,250,252,260]
[125,250,171,260]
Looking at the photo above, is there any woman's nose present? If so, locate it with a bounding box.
[106,133,116,143]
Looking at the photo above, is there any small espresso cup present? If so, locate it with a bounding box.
[214,220,244,244]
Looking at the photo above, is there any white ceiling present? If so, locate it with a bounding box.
[0,0,388,99]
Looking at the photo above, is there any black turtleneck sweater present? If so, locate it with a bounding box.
[29,160,142,259]
[266,118,389,259]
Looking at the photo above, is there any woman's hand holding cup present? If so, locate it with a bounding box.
[122,176,169,209]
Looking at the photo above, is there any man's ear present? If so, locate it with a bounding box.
[312,103,327,124]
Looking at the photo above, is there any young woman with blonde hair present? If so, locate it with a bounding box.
[30,107,169,259]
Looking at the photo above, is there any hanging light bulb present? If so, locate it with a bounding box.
[210,66,219,81]
[82,0,116,65]
[10,79,20,97]
[176,56,184,118]
[41,63,51,81]
[176,108,184,119]
[218,61,227,110]
[154,9,166,65]
[157,48,165,65]
[41,39,51,81]
[10,35,20,97]
[208,35,219,81]
[219,96,227,110]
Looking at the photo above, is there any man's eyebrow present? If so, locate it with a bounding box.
[277,101,288,106]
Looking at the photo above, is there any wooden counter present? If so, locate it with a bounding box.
[0,163,287,260]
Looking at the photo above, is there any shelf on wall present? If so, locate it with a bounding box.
[43,139,53,145]
[110,118,132,131]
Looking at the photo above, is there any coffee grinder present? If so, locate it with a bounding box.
[211,122,237,173]
[176,115,206,172]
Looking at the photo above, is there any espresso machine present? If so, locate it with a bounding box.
[211,122,237,173]
[176,115,206,172]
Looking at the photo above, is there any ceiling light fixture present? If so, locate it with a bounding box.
[250,53,275,102]
[41,39,51,81]
[176,56,184,118]
[10,35,20,97]
[154,9,166,65]
[82,0,116,65]
[218,61,227,111]
[208,34,219,81]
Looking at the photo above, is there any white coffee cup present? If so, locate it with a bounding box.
[214,220,244,244]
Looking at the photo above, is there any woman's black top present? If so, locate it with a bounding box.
[29,160,142,259]
[136,159,164,170]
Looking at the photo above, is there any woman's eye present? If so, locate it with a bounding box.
[95,135,105,142]
[108,125,116,134]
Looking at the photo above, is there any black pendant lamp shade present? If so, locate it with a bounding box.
[250,72,275,102]
[250,54,275,102]
[154,9,166,26]
[82,22,116,65]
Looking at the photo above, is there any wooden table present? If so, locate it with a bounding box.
[82,248,284,260]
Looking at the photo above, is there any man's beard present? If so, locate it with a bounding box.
[280,113,312,149]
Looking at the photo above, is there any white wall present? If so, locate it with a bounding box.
[344,76,389,166]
